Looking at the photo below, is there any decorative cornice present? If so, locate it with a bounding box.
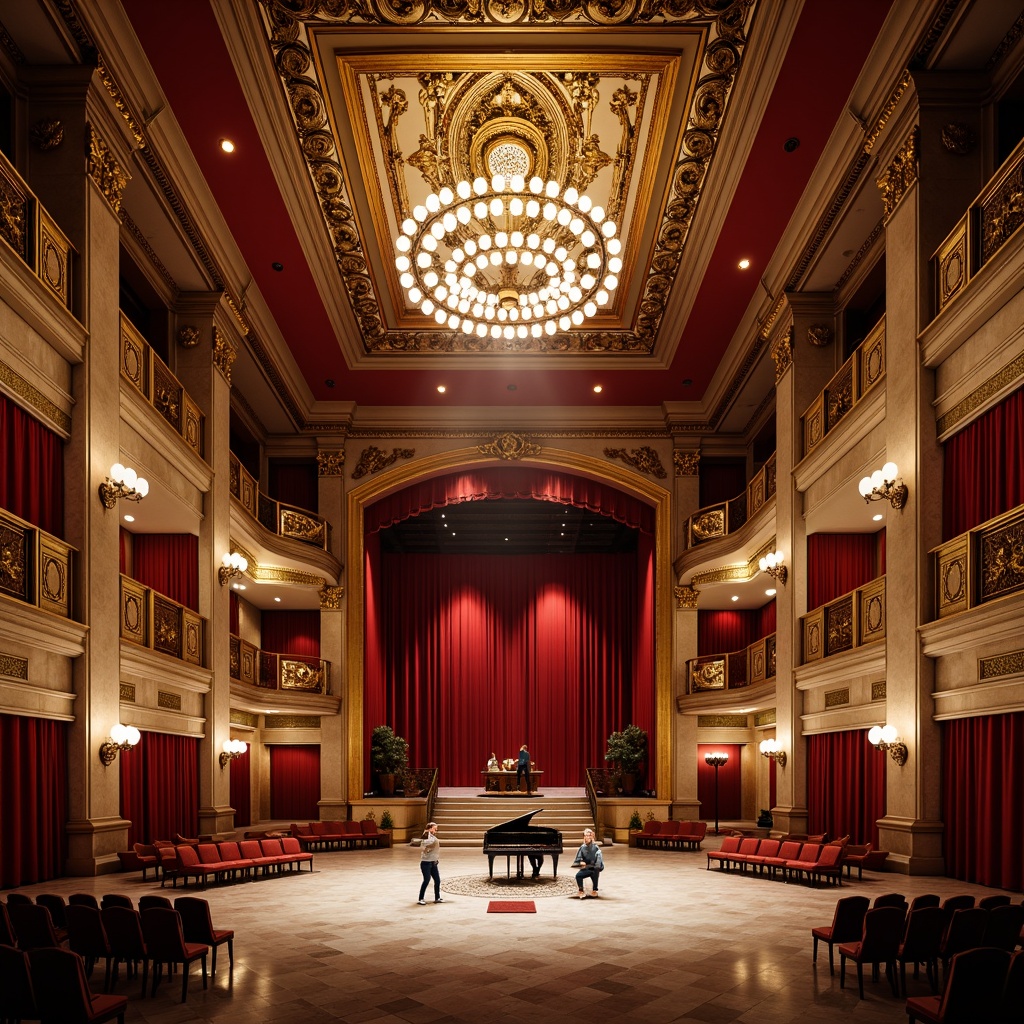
[863,69,912,154]
[348,426,669,439]
[86,122,129,214]
[317,449,345,476]
[0,18,26,64]
[877,126,919,220]
[936,349,1024,437]
[697,714,748,729]
[231,542,327,588]
[987,10,1024,70]
[604,445,666,478]
[477,432,541,461]
[835,220,884,293]
[266,715,320,729]
[0,358,72,435]
[673,450,700,476]
[96,55,145,147]
[120,208,176,293]
[319,585,344,610]
[753,709,776,728]
[212,327,236,385]
[674,584,699,609]
[352,445,415,478]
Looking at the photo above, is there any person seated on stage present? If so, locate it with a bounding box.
[528,853,544,879]
[487,752,499,771]
[516,744,532,792]
[502,757,516,771]
[571,828,604,898]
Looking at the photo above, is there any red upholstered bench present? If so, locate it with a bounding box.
[761,840,803,879]
[707,835,742,869]
[341,821,364,848]
[280,836,314,871]
[745,838,781,875]
[175,845,217,889]
[783,842,822,884]
[239,839,277,876]
[291,824,318,852]
[675,821,707,850]
[635,820,661,849]
[360,819,389,848]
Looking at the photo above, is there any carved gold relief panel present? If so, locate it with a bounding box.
[153,596,181,658]
[825,598,854,656]
[120,576,147,646]
[803,608,823,663]
[935,216,968,312]
[36,207,73,309]
[934,533,970,618]
[979,509,1024,604]
[120,320,148,394]
[859,319,886,392]
[689,657,725,692]
[0,514,28,603]
[858,577,886,645]
[38,534,71,618]
[803,394,824,455]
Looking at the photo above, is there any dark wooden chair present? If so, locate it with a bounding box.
[35,894,67,930]
[140,907,208,1002]
[69,894,100,910]
[100,905,149,998]
[29,946,128,1024]
[983,903,1024,952]
[908,894,941,913]
[66,903,115,993]
[896,906,946,996]
[838,905,904,999]
[812,895,869,976]
[8,902,66,950]
[979,895,1012,910]
[905,946,1010,1023]
[99,894,133,911]
[940,894,975,913]
[996,950,1024,1024]
[174,896,234,975]
[0,942,38,1023]
[939,907,989,985]
[138,895,172,912]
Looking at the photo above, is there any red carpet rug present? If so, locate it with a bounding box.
[487,901,536,913]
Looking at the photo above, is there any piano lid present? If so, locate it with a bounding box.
[486,808,546,832]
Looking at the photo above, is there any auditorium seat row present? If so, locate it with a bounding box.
[707,836,845,886]
[290,820,390,851]
[633,820,707,850]
[167,839,313,889]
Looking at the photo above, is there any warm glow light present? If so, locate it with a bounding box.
[738,258,750,269]
[873,513,884,521]
[437,384,446,393]
[765,588,776,597]
[219,138,235,153]
[731,595,739,602]
[593,384,603,393]
[123,515,134,523]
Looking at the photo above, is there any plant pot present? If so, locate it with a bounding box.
[379,773,396,796]
[619,772,638,796]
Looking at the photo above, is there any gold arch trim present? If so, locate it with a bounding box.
[345,446,672,802]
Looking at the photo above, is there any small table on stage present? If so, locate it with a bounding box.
[481,770,543,795]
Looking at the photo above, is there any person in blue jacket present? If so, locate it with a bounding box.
[516,744,532,793]
[572,828,604,898]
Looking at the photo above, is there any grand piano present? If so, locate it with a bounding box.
[483,808,563,879]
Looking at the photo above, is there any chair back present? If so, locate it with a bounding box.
[899,906,946,960]
[343,820,363,836]
[100,893,133,910]
[858,906,904,961]
[756,839,780,858]
[139,895,173,912]
[292,823,314,837]
[796,843,821,864]
[979,894,1012,910]
[941,906,990,959]
[141,906,188,961]
[942,894,975,913]
[983,903,1024,952]
[829,895,870,944]
[197,843,223,864]
[68,893,100,909]
[0,942,37,1020]
[35,894,67,929]
[873,892,907,910]
[30,946,116,1022]
[66,903,112,960]
[776,841,801,859]
[101,905,147,961]
[815,845,843,868]
[281,836,303,855]
[8,902,61,950]
[937,947,1011,1021]
[908,893,940,912]
[261,838,285,856]
[173,896,215,945]
[999,951,1024,1024]
[0,901,16,946]
[4,893,32,906]
[659,821,681,837]
[311,821,331,836]
[218,841,244,860]
[718,835,743,854]
[239,839,263,859]
[360,820,379,836]
[641,820,660,836]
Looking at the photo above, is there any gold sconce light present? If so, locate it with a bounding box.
[759,738,787,767]
[99,463,149,509]
[758,550,787,585]
[868,724,908,766]
[219,739,247,769]
[858,462,908,510]
[218,551,249,587]
[99,723,140,766]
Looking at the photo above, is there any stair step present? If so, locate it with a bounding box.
[425,794,595,848]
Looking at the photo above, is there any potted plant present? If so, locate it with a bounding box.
[370,724,409,797]
[605,724,648,796]
[627,807,643,847]
[379,809,394,831]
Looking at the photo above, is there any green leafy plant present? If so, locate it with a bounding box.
[628,808,643,831]
[604,724,648,774]
[379,809,394,831]
[370,724,409,776]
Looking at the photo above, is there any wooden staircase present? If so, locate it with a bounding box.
[426,794,594,848]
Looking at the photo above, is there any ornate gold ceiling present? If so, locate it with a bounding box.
[258,0,752,362]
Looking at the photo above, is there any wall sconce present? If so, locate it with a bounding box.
[758,550,787,585]
[759,738,787,767]
[99,723,140,766]
[98,463,149,509]
[219,739,247,769]
[858,462,908,510]
[218,551,249,586]
[868,724,908,766]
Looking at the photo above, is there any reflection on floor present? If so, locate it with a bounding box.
[7,837,1016,1023]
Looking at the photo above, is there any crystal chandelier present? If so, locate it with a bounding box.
[394,172,621,339]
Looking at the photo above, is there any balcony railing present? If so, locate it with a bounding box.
[0,149,75,311]
[681,633,776,697]
[119,574,205,666]
[228,453,330,551]
[801,576,886,664]
[933,135,1024,315]
[0,507,75,619]
[229,634,330,694]
[685,453,776,547]
[801,320,886,458]
[119,313,205,460]
[931,502,1024,619]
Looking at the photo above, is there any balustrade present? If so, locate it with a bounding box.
[229,633,330,694]
[801,576,886,663]
[0,508,74,619]
[681,632,776,696]
[685,453,776,547]
[119,574,204,666]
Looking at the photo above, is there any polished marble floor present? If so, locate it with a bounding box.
[6,828,1019,1024]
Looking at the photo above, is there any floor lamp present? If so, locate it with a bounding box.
[704,752,729,835]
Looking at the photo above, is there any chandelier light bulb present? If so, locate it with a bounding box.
[880,724,898,744]
[868,725,883,745]
[882,461,899,481]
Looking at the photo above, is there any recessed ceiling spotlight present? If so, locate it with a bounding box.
[233,583,247,590]
[682,378,693,387]
[325,379,335,388]
[783,137,800,153]
[593,384,603,394]
[274,597,281,603]
[731,595,739,602]
[507,384,517,391]
[272,262,284,272]
[219,138,235,153]
[738,258,751,270]
[437,385,446,393]
[872,513,884,521]
[765,588,777,597]
[123,514,134,523]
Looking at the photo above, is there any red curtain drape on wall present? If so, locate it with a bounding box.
[759,600,777,637]
[698,608,774,655]
[942,712,1024,891]
[698,460,747,508]
[131,534,199,611]
[229,745,251,828]
[768,757,777,813]
[119,527,131,575]
[260,611,320,657]
[0,714,67,888]
[119,731,199,845]
[268,460,319,514]
[269,745,321,820]
[806,533,881,610]
[943,385,1024,539]
[0,393,64,536]
[229,592,240,635]
[807,730,886,845]
[696,744,742,822]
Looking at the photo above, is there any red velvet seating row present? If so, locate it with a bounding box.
[290,820,389,851]
[706,835,845,886]
[633,820,708,850]
[169,839,313,889]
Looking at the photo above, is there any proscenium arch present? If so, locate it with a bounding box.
[345,446,673,803]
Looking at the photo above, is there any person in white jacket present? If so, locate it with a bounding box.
[417,822,444,905]
[572,828,604,898]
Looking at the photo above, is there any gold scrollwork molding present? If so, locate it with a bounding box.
[97,56,145,147]
[157,690,182,711]
[317,450,345,476]
[0,359,71,436]
[231,710,259,728]
[771,329,793,382]
[937,350,1024,438]
[673,451,700,476]
[980,650,1024,680]
[824,688,850,709]
[697,714,748,729]
[120,682,136,702]
[477,432,541,461]
[267,715,321,730]
[871,680,887,700]
[85,123,129,214]
[0,653,28,680]
[863,69,911,154]
[806,323,833,347]
[603,445,666,479]
[674,584,699,609]
[352,445,415,478]
[30,119,64,151]
[876,126,919,220]
[753,709,776,728]
[212,328,236,385]
[177,326,200,348]
[319,585,344,610]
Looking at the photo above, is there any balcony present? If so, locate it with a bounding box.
[119,574,205,666]
[681,633,776,698]
[229,634,330,695]
[801,576,886,664]
[119,313,205,460]
[0,507,75,619]
[229,454,330,551]
[684,454,776,547]
[0,150,75,312]
[931,502,1024,619]
[801,320,885,458]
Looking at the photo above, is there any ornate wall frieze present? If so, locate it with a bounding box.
[863,69,911,154]
[317,449,345,475]
[477,432,541,461]
[231,710,260,728]
[937,350,1024,437]
[267,715,320,730]
[319,585,344,610]
[119,682,136,702]
[980,650,1024,680]
[212,328,236,385]
[771,329,793,382]
[0,358,72,436]
[871,680,887,701]
[876,126,919,220]
[697,714,748,729]
[157,690,182,711]
[352,445,415,478]
[824,688,849,709]
[674,584,699,609]
[0,653,28,680]
[97,56,145,147]
[120,208,176,292]
[753,709,776,728]
[86,123,129,214]
[30,119,64,151]
[835,220,884,292]
[603,445,666,478]
[673,450,700,476]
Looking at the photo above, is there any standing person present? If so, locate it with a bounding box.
[516,744,532,793]
[572,828,604,898]
[417,822,444,905]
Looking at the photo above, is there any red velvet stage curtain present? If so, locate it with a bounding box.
[229,745,251,828]
[131,534,199,611]
[119,731,199,845]
[943,385,1024,539]
[269,745,320,820]
[807,730,885,845]
[769,756,777,813]
[365,466,654,535]
[759,600,777,637]
[942,712,1024,891]
[697,743,742,822]
[698,609,774,655]
[261,610,320,657]
[0,393,64,536]
[806,533,880,610]
[0,714,68,888]
[268,459,319,513]
[229,592,240,635]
